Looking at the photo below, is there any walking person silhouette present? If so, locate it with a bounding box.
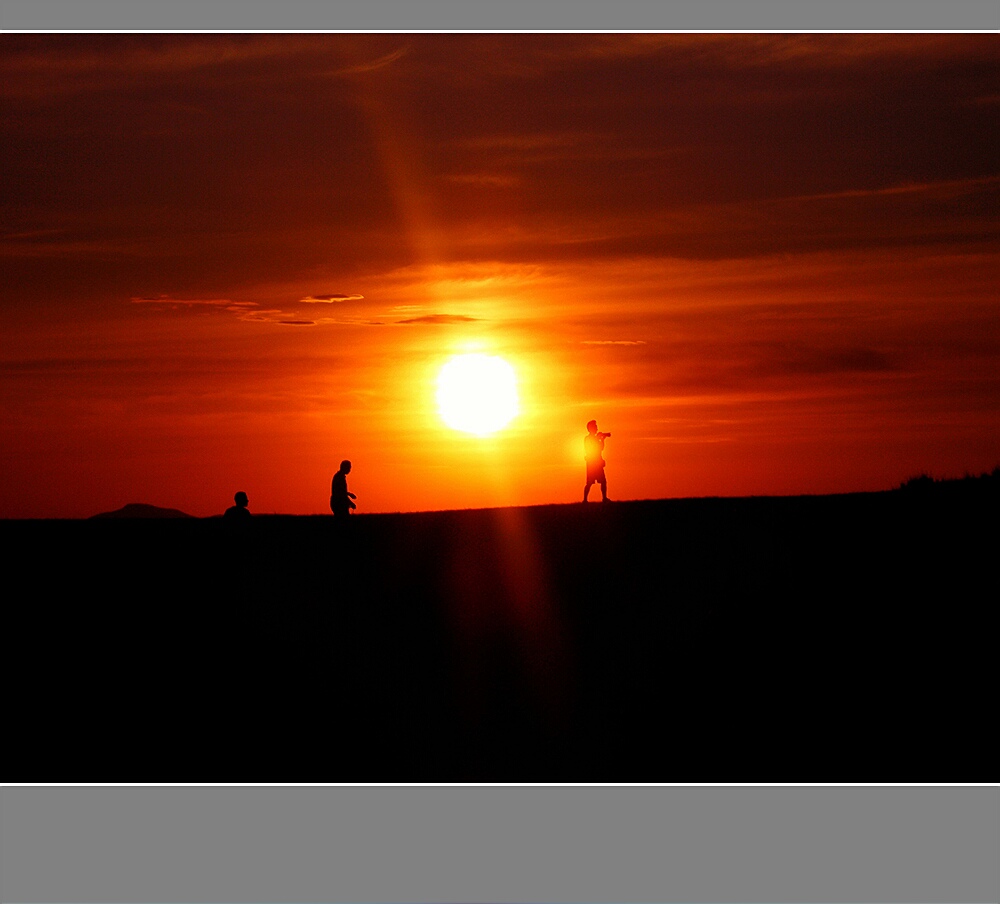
[330,460,357,517]
[583,420,611,502]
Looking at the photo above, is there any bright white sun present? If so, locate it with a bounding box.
[436,353,519,435]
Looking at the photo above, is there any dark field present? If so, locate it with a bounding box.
[6,482,995,778]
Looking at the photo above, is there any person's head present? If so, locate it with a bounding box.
[234,491,249,509]
[587,420,598,434]
[340,459,352,474]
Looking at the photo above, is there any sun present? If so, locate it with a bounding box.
[436,353,519,435]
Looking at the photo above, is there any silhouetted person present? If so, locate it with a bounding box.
[224,490,252,520]
[330,460,357,517]
[583,420,611,502]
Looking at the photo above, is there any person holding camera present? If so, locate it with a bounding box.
[583,420,611,502]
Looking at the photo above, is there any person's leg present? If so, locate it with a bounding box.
[599,473,608,501]
[583,481,591,502]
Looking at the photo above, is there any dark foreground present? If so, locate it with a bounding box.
[6,483,995,777]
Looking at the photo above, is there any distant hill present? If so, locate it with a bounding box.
[89,502,193,519]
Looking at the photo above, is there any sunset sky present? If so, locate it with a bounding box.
[2,33,997,518]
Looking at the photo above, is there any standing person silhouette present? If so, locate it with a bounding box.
[330,460,357,517]
[583,420,611,502]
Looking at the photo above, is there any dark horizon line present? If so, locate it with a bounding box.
[4,468,996,522]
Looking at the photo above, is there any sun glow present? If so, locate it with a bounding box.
[436,353,519,435]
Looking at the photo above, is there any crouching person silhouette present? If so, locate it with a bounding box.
[224,491,252,520]
[330,460,357,518]
[583,420,611,502]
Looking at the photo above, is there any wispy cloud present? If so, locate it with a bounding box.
[790,175,1000,204]
[395,314,481,325]
[299,293,365,303]
[1,35,336,100]
[745,345,897,378]
[131,295,252,310]
[327,45,409,77]
[130,296,309,324]
[3,233,152,259]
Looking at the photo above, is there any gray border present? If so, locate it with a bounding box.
[1,0,999,31]
[1,786,997,903]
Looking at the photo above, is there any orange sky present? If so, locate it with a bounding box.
[2,34,998,518]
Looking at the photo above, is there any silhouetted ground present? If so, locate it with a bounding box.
[6,479,995,777]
